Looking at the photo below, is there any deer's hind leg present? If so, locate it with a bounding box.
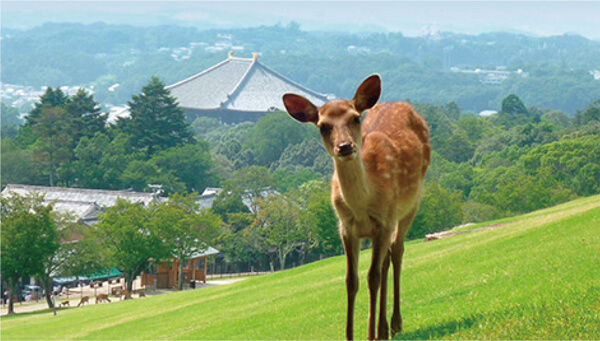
[390,208,418,337]
[368,232,391,340]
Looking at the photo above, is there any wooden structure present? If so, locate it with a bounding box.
[141,247,219,289]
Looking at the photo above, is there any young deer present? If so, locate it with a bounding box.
[283,75,430,340]
[77,296,89,307]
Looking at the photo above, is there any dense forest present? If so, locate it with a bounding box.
[2,22,600,272]
[2,22,600,113]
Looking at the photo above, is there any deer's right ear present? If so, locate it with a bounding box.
[282,94,319,124]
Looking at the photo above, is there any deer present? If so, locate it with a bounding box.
[95,294,111,304]
[77,296,89,307]
[283,74,430,340]
[119,289,132,300]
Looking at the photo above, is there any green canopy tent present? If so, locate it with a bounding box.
[88,267,121,281]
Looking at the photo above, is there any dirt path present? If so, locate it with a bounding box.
[424,222,515,242]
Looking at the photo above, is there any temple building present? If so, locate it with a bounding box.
[166,52,330,123]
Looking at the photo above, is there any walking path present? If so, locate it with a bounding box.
[1,278,245,316]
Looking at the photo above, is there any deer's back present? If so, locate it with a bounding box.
[362,102,429,149]
[360,102,430,218]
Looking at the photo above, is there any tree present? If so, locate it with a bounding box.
[251,194,302,270]
[119,159,187,194]
[1,192,59,314]
[150,142,219,193]
[211,190,251,224]
[53,221,104,284]
[435,128,475,163]
[295,180,340,259]
[31,106,73,186]
[494,94,539,128]
[573,99,600,126]
[24,87,68,127]
[1,102,22,139]
[1,138,45,189]
[214,212,256,272]
[245,110,314,166]
[36,212,99,309]
[152,193,221,290]
[64,88,106,144]
[118,76,193,156]
[72,132,143,190]
[223,166,274,214]
[94,199,167,292]
[273,168,323,193]
[408,181,464,240]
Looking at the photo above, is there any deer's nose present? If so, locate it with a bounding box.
[337,142,354,156]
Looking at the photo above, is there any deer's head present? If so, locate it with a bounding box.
[283,74,381,161]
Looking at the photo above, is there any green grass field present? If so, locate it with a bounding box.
[2,195,599,340]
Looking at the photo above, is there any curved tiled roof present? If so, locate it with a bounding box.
[1,184,161,225]
[166,54,329,113]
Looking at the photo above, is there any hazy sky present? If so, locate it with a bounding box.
[2,1,600,39]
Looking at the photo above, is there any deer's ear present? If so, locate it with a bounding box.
[282,93,319,124]
[353,74,381,113]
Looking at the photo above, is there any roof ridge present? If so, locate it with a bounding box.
[49,199,99,205]
[219,57,257,108]
[4,184,153,197]
[255,62,330,100]
[165,58,233,90]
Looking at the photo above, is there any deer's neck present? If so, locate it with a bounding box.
[334,154,370,215]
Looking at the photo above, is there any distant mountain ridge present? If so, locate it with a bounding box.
[2,22,599,114]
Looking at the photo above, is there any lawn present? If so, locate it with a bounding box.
[2,195,599,340]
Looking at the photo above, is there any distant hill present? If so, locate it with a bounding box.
[2,23,600,114]
[2,194,599,339]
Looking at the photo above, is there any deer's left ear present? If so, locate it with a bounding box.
[353,74,381,114]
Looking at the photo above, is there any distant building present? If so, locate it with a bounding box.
[2,184,220,288]
[166,52,330,123]
[1,184,163,227]
[479,110,498,117]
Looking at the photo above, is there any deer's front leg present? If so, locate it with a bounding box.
[368,234,391,341]
[343,234,360,341]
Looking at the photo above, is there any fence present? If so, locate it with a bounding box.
[206,271,271,280]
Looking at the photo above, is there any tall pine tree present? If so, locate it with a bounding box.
[118,76,193,157]
[65,88,106,146]
[25,87,69,127]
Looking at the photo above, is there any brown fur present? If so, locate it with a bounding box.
[60,300,70,307]
[283,74,430,340]
[77,296,89,307]
[138,290,145,298]
[120,290,132,300]
[95,294,111,304]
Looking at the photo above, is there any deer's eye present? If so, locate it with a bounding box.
[353,117,361,125]
[319,124,332,134]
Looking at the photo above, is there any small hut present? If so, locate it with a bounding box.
[141,247,219,289]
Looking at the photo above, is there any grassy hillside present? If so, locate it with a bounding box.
[2,195,599,340]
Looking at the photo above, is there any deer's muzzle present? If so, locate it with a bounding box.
[336,142,355,158]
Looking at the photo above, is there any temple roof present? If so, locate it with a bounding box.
[2,184,162,225]
[166,53,330,114]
